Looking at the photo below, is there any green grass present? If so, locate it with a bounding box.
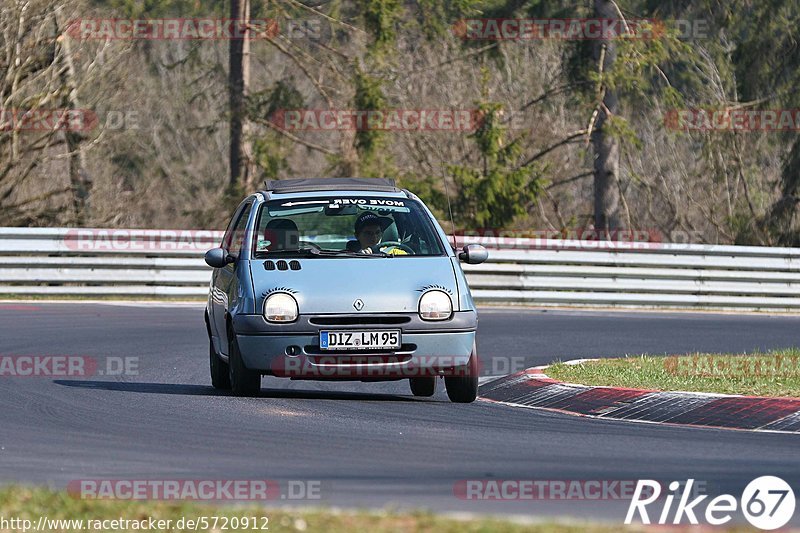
[546,349,800,397]
[0,486,772,532]
[0,486,653,533]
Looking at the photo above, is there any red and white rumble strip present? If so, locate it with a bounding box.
[479,362,800,433]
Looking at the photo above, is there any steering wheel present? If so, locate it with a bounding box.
[378,241,415,255]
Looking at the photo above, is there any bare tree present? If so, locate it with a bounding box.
[0,1,75,224]
[229,0,253,190]
[55,7,92,223]
[590,0,622,233]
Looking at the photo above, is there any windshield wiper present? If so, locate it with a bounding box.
[256,247,391,258]
[319,250,394,257]
[307,248,393,258]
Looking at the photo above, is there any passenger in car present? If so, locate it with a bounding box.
[264,218,299,251]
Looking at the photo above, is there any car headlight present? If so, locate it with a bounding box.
[418,290,452,321]
[264,293,298,323]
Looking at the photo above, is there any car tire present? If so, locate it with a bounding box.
[228,328,261,397]
[209,339,231,390]
[444,344,479,403]
[409,377,436,397]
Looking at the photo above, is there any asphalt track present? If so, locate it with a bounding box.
[1,303,799,523]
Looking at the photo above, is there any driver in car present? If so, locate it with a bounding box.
[352,212,393,254]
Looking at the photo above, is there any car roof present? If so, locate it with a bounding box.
[261,178,400,195]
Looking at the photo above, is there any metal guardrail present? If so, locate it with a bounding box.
[2,227,800,310]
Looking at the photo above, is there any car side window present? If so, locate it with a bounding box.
[222,202,253,254]
[229,203,253,256]
[221,206,242,250]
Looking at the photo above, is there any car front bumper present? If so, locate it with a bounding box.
[232,311,477,380]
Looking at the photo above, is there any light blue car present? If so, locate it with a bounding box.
[204,178,488,402]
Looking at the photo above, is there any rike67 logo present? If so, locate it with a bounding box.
[625,476,795,530]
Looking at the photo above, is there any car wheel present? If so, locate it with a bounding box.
[228,328,261,397]
[409,377,436,397]
[444,344,479,403]
[209,338,231,389]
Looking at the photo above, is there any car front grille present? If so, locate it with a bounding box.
[308,315,411,326]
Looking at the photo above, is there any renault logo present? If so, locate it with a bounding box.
[353,299,364,311]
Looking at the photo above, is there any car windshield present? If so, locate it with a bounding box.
[253,195,445,258]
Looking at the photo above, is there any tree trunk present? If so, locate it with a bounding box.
[56,12,91,224]
[229,0,253,189]
[591,0,622,234]
[765,138,800,245]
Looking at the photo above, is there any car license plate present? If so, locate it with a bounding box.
[319,330,401,350]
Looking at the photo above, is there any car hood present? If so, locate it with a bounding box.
[249,256,458,314]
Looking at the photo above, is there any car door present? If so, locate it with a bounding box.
[210,200,252,355]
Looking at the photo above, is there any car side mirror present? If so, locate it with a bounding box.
[458,244,488,265]
[205,247,234,268]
